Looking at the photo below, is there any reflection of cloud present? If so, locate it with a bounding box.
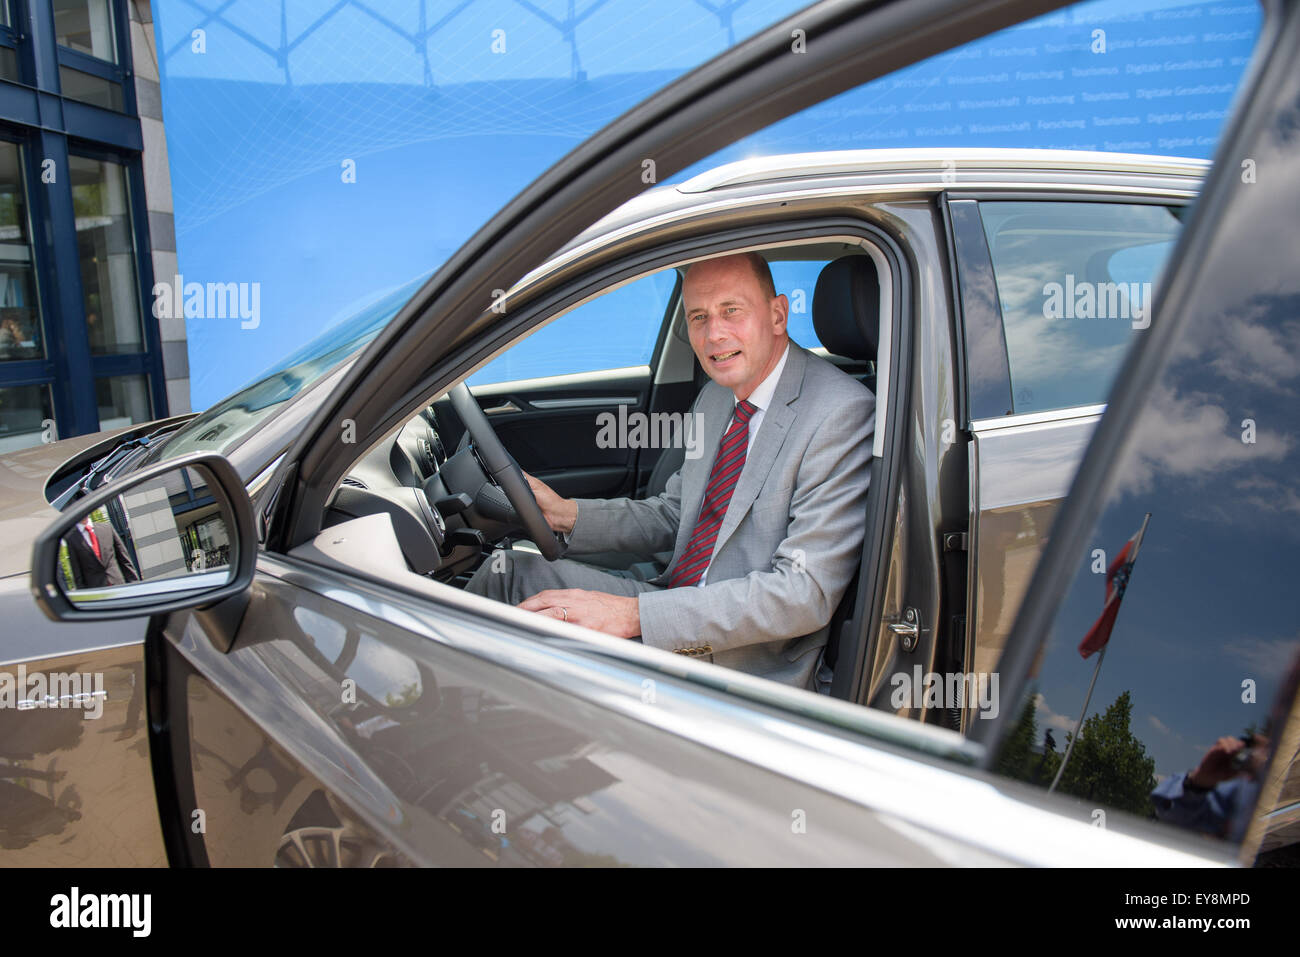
[999,256,1138,399]
[1234,475,1300,517]
[1223,634,1300,677]
[1204,313,1300,396]
[1033,692,1076,733]
[1148,714,1176,737]
[1118,381,1291,496]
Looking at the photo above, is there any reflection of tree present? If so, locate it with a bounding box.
[559,847,628,867]
[384,682,422,709]
[996,690,1156,815]
[995,694,1038,780]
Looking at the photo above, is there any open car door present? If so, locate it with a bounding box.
[973,0,1300,866]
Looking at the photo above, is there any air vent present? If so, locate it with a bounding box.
[341,476,367,490]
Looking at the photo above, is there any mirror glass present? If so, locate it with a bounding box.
[57,464,235,608]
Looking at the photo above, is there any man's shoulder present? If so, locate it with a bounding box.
[793,343,875,405]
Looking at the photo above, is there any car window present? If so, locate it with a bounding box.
[989,199,1300,866]
[147,272,431,464]
[979,201,1184,415]
[467,271,676,386]
[768,260,827,350]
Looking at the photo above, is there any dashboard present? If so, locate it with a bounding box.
[323,405,499,580]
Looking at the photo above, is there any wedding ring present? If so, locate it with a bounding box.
[561,607,568,621]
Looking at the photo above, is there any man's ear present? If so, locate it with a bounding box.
[771,293,789,332]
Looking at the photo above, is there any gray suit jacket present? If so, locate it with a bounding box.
[567,342,875,688]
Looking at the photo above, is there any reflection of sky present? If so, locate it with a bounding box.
[979,202,1182,414]
[155,0,1259,409]
[1022,103,1300,791]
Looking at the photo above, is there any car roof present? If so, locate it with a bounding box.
[541,148,1207,277]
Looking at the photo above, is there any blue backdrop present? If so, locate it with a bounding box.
[151,0,1260,409]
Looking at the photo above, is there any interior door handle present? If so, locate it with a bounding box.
[482,400,521,415]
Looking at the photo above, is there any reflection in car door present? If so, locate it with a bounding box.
[954,198,1189,729]
[171,552,1003,866]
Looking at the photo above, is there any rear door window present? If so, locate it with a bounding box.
[979,201,1184,415]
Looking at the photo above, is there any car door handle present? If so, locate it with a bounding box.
[482,400,522,415]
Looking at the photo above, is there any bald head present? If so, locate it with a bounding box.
[681,252,789,401]
[683,252,775,300]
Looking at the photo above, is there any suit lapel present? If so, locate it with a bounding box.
[667,343,809,574]
[711,344,805,556]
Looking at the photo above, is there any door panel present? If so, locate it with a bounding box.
[468,368,654,500]
[966,409,1100,706]
[172,563,985,866]
[163,541,1234,867]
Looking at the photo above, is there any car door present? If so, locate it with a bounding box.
[58,0,1295,867]
[951,193,1191,728]
[968,0,1300,866]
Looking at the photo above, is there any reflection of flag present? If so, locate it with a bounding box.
[1078,516,1149,659]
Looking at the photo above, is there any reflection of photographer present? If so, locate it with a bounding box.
[1151,733,1267,841]
[0,308,32,358]
[66,515,140,588]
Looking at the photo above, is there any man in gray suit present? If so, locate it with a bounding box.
[464,252,874,689]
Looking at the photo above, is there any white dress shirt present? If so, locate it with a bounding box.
[698,341,790,585]
[78,518,98,553]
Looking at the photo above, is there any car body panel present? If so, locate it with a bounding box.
[0,642,165,866]
[165,546,1229,867]
[967,408,1102,683]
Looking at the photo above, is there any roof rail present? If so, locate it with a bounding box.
[678,148,1210,193]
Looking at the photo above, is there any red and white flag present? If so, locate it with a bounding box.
[1078,515,1150,659]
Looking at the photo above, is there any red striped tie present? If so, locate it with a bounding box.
[669,399,757,587]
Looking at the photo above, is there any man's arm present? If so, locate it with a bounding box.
[565,466,683,557]
[109,526,140,582]
[637,394,874,655]
[65,539,86,590]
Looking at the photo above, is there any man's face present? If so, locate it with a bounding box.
[683,256,789,400]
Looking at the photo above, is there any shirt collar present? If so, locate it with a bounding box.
[735,340,790,413]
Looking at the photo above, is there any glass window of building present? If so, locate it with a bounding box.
[0,383,54,452]
[53,0,118,63]
[0,142,43,364]
[96,374,150,430]
[72,154,143,355]
[0,1,17,82]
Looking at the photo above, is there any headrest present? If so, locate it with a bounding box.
[812,256,880,363]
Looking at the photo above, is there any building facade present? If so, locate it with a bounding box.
[0,0,182,454]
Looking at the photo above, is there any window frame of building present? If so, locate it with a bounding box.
[0,0,165,447]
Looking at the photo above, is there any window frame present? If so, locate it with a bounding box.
[68,137,164,428]
[52,0,134,115]
[950,190,1199,426]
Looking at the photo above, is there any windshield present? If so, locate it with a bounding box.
[147,274,430,463]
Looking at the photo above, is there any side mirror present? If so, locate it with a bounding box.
[31,452,256,622]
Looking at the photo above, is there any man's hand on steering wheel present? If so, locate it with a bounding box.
[522,472,578,535]
[448,382,566,560]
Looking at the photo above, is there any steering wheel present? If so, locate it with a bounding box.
[448,383,566,561]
